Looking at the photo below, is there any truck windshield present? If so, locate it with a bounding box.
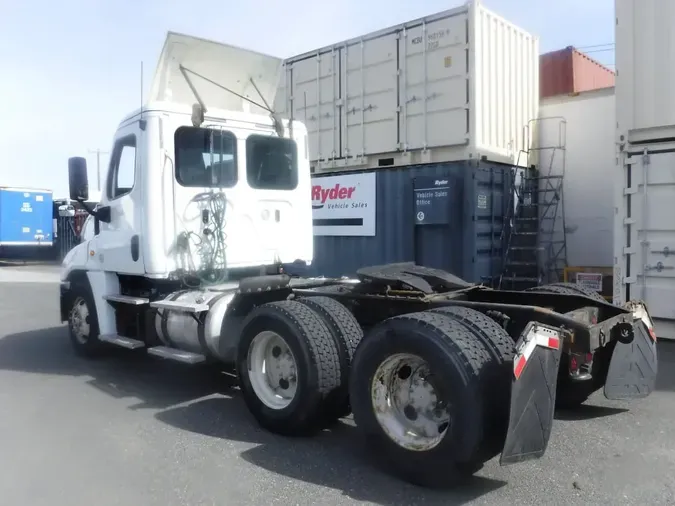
[246,135,298,190]
[174,126,237,188]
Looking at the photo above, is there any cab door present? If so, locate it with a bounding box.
[91,120,145,274]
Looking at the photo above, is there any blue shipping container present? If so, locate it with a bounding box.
[0,187,54,247]
[309,161,518,285]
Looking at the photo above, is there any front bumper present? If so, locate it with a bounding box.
[499,308,658,465]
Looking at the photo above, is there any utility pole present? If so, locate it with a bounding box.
[88,148,109,192]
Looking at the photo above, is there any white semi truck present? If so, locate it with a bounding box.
[58,32,658,487]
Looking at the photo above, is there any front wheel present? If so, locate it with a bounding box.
[236,300,341,436]
[66,285,107,358]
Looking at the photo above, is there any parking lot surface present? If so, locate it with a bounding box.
[1,271,675,505]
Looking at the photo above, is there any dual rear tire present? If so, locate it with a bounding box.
[236,298,363,436]
[237,300,514,487]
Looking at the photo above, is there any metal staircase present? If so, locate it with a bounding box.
[499,117,569,290]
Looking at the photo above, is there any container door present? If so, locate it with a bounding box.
[289,52,340,163]
[400,15,468,151]
[412,174,463,276]
[343,34,399,158]
[620,150,675,330]
[463,167,510,286]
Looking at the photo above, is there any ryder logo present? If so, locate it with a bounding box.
[312,184,357,210]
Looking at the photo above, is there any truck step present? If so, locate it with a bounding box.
[103,294,150,305]
[146,346,206,364]
[99,334,145,349]
[150,300,209,313]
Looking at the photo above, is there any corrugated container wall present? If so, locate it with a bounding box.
[615,0,675,340]
[540,47,615,99]
[275,0,539,173]
[307,161,517,284]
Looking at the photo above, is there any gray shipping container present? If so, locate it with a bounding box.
[307,160,517,284]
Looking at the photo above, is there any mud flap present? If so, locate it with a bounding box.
[604,321,658,400]
[500,325,562,466]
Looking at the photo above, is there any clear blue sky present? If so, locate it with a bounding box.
[0,0,614,198]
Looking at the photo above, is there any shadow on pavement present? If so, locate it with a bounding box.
[0,326,506,505]
[555,404,629,421]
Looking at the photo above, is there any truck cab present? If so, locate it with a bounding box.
[60,32,314,366]
[61,32,313,285]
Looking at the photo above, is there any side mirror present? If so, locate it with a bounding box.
[58,204,75,217]
[68,156,89,201]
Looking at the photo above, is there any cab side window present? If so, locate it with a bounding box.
[107,135,137,199]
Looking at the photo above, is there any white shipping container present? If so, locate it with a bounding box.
[275,0,539,172]
[616,0,675,143]
[538,88,616,269]
[615,0,675,339]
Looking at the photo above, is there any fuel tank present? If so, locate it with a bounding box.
[153,289,236,359]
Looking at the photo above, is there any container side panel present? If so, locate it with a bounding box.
[617,150,675,323]
[0,189,54,246]
[310,161,512,283]
[343,34,399,158]
[571,50,615,94]
[473,3,539,165]
[400,13,469,151]
[538,91,616,267]
[616,0,675,141]
[286,53,339,162]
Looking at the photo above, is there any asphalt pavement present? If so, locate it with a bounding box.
[1,266,675,505]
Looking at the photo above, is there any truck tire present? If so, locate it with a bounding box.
[349,311,495,487]
[428,306,514,456]
[236,300,341,436]
[526,283,604,408]
[66,282,108,358]
[296,296,364,421]
[526,282,605,302]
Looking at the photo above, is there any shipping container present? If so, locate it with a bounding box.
[275,0,539,172]
[307,160,518,284]
[616,0,675,143]
[0,187,54,247]
[539,46,615,99]
[615,0,675,340]
[538,87,615,268]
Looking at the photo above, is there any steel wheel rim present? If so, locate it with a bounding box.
[247,330,299,410]
[69,296,91,345]
[371,353,451,451]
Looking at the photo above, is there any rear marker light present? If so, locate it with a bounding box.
[513,326,562,380]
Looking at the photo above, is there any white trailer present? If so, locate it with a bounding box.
[615,0,675,339]
[58,31,657,487]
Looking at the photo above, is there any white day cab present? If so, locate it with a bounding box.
[58,32,658,487]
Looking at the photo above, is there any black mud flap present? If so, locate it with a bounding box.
[500,327,562,466]
[604,321,658,400]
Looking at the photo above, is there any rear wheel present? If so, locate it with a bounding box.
[296,296,363,421]
[429,306,514,456]
[349,311,495,487]
[236,300,341,436]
